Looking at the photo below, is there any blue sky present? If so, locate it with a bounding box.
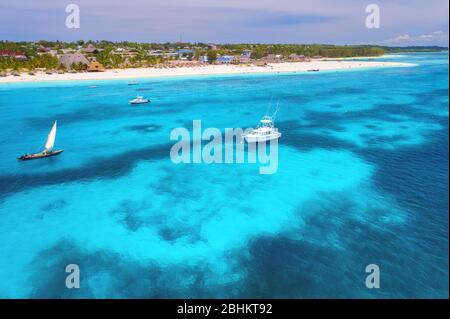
[0,0,448,45]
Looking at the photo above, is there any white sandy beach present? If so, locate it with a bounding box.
[0,60,414,84]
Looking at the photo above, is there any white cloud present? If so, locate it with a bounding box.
[419,34,434,39]
[418,31,448,41]
[385,31,448,45]
[386,34,410,43]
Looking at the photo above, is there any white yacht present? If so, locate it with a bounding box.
[242,116,281,143]
[129,95,150,105]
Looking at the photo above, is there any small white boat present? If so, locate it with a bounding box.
[242,116,281,143]
[129,95,150,105]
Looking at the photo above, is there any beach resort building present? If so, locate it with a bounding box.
[84,44,100,54]
[253,61,268,67]
[242,50,252,58]
[37,46,51,54]
[87,61,105,72]
[216,55,237,64]
[199,55,208,63]
[149,50,164,56]
[58,53,90,69]
[265,54,283,62]
[288,54,306,61]
[177,49,195,60]
[239,56,251,64]
[0,50,27,60]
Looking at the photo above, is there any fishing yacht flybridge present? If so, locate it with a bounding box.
[129,95,150,104]
[242,102,282,143]
[242,116,282,143]
[18,121,64,161]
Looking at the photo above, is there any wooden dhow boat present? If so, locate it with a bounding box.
[18,121,64,161]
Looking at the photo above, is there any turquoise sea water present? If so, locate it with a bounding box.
[0,52,448,298]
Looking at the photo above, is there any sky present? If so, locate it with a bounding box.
[0,0,448,46]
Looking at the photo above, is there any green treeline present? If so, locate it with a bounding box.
[219,44,386,58]
[0,54,60,72]
[0,40,447,72]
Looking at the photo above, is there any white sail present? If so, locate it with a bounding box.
[44,121,57,152]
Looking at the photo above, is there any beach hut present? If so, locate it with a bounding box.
[87,61,105,72]
[84,44,99,54]
[253,61,268,67]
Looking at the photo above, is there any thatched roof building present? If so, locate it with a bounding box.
[58,54,90,69]
[253,61,268,67]
[84,44,99,54]
[87,61,105,72]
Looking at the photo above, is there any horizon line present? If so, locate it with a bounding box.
[0,39,448,49]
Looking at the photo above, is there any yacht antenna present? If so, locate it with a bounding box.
[272,100,280,121]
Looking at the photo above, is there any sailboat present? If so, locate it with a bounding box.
[18,121,64,161]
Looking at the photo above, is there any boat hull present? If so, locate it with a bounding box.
[18,150,64,161]
[244,133,281,143]
[129,100,150,105]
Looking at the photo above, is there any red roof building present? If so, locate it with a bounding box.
[0,50,27,60]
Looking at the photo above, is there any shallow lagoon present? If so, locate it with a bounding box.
[0,52,448,298]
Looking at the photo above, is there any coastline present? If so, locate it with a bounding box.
[0,60,414,84]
